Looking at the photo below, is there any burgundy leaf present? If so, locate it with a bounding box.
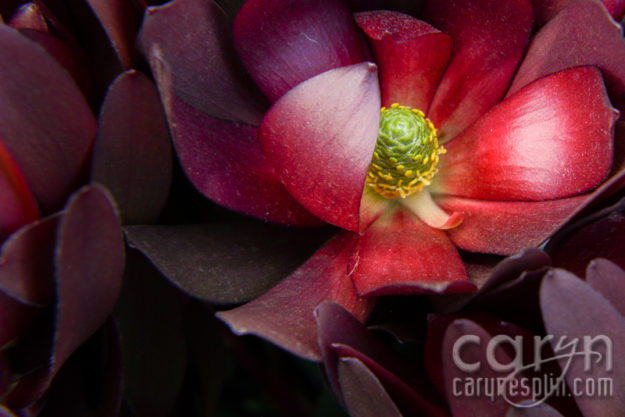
[218,232,374,361]
[91,70,172,225]
[259,63,380,232]
[0,24,96,213]
[124,222,332,305]
[138,0,267,125]
[233,0,370,101]
[585,258,625,316]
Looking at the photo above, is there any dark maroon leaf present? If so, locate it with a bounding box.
[138,0,267,125]
[0,215,59,306]
[53,185,124,374]
[124,222,332,305]
[540,269,625,417]
[114,251,187,417]
[0,24,96,213]
[585,258,625,317]
[337,357,403,417]
[92,70,172,225]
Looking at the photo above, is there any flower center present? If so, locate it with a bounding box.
[366,103,445,199]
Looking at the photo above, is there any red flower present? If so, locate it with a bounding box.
[138,0,625,359]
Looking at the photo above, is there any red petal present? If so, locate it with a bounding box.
[137,0,267,125]
[217,232,374,361]
[0,139,39,241]
[531,0,625,25]
[233,0,369,102]
[0,24,96,213]
[438,195,587,255]
[435,67,617,201]
[91,70,172,225]
[355,11,452,111]
[349,208,473,296]
[422,0,532,140]
[259,63,380,232]
[154,58,321,227]
[509,0,625,114]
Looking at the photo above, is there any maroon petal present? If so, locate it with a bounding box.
[348,208,473,296]
[530,0,625,26]
[338,357,403,417]
[259,63,380,232]
[217,232,374,361]
[52,185,124,374]
[137,0,267,125]
[436,67,616,201]
[0,139,39,242]
[422,0,532,140]
[540,269,625,417]
[0,24,96,213]
[0,215,58,306]
[233,0,369,102]
[438,195,587,255]
[509,0,625,114]
[8,3,48,30]
[355,11,452,111]
[155,62,321,226]
[91,70,172,225]
[124,222,332,305]
[585,258,625,317]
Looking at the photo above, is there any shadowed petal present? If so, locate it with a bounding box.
[540,269,625,417]
[438,195,587,255]
[0,291,37,349]
[217,232,374,361]
[91,70,172,225]
[422,0,532,140]
[355,11,452,111]
[138,0,267,125]
[154,56,321,226]
[509,0,625,114]
[259,63,380,232]
[234,0,369,101]
[436,67,616,201]
[348,209,473,296]
[0,24,96,213]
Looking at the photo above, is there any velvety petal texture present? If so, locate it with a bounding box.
[91,70,172,225]
[217,232,373,361]
[355,11,452,111]
[234,0,369,101]
[348,209,472,296]
[436,67,616,201]
[138,0,267,125]
[259,63,380,232]
[422,0,532,140]
[0,24,96,213]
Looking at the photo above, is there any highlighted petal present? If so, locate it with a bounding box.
[422,0,532,140]
[348,209,473,296]
[510,0,625,114]
[259,63,381,232]
[438,195,587,255]
[218,232,373,361]
[436,67,616,201]
[355,11,452,110]
[402,190,463,230]
[234,0,369,101]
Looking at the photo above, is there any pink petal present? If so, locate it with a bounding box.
[355,11,452,111]
[91,70,172,225]
[0,24,96,213]
[137,0,267,125]
[0,139,39,242]
[348,208,473,296]
[509,0,625,115]
[435,67,617,201]
[540,269,625,417]
[233,0,369,102]
[438,195,588,255]
[154,57,321,227]
[217,232,374,361]
[259,63,380,232]
[530,0,625,25]
[422,0,532,141]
